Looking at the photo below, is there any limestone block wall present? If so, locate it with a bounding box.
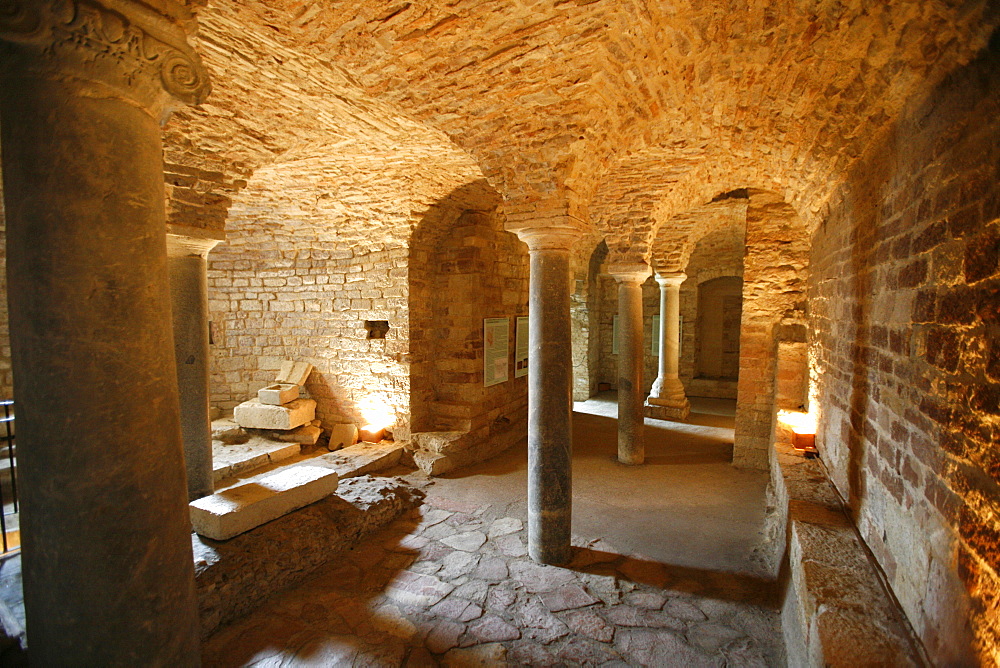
[732,193,811,469]
[594,274,658,396]
[206,151,495,442]
[808,42,1000,666]
[679,226,745,399]
[408,189,529,454]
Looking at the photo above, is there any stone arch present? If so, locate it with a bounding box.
[407,180,529,474]
[206,137,489,440]
[695,276,744,381]
[732,188,811,469]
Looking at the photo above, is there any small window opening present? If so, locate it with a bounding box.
[365,320,390,339]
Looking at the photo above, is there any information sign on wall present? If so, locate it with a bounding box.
[514,316,529,378]
[484,317,510,387]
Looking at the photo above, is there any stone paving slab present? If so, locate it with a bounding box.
[212,434,300,483]
[202,495,785,666]
[303,442,404,479]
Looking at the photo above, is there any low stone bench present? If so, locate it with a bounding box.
[190,466,339,540]
[770,442,925,667]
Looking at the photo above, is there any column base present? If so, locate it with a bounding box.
[644,398,691,421]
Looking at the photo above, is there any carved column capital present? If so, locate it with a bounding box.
[0,0,211,116]
[655,272,686,288]
[513,226,584,252]
[607,262,651,285]
[166,223,225,258]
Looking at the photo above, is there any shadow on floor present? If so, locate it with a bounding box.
[568,547,778,608]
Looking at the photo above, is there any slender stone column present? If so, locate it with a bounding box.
[167,225,225,500]
[514,228,579,565]
[608,264,651,465]
[645,273,691,420]
[0,3,210,664]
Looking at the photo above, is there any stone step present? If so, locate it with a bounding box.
[190,465,339,541]
[212,436,300,483]
[411,431,466,455]
[303,442,405,479]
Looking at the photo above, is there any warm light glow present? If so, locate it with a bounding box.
[778,409,817,435]
[358,394,395,431]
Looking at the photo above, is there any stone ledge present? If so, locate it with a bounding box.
[410,419,526,476]
[772,442,925,667]
[190,466,339,541]
[193,476,425,637]
[304,442,404,478]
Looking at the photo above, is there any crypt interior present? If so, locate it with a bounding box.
[0,0,999,665]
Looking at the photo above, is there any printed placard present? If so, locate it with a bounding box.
[484,317,510,387]
[515,316,529,378]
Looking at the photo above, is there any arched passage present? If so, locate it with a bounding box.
[696,276,744,381]
[408,181,529,474]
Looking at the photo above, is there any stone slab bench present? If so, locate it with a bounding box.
[771,442,925,667]
[194,475,424,638]
[212,435,300,483]
[190,466,339,540]
[304,442,404,478]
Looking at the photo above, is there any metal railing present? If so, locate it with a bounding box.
[0,401,17,554]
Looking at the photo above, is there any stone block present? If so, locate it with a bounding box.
[257,383,299,405]
[275,424,322,445]
[644,399,690,421]
[329,423,359,451]
[190,465,339,540]
[275,360,313,386]
[308,442,404,478]
[234,398,316,430]
[212,437,300,483]
[414,450,456,476]
[411,431,466,455]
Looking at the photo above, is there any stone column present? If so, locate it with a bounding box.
[514,228,579,566]
[608,263,651,465]
[167,225,225,501]
[645,273,691,420]
[0,3,210,664]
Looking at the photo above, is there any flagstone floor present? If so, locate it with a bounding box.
[202,396,785,667]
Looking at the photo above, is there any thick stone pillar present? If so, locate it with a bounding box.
[167,225,225,501]
[514,228,578,565]
[0,3,210,664]
[645,273,690,421]
[608,264,651,465]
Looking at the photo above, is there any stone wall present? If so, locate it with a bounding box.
[679,225,746,400]
[408,183,529,468]
[571,237,606,402]
[206,149,505,447]
[808,38,1000,665]
[732,192,811,469]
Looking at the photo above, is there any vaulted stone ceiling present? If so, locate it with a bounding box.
[169,0,997,256]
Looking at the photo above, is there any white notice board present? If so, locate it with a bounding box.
[484,317,510,387]
[515,316,529,378]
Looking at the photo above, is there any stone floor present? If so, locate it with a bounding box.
[202,395,785,667]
